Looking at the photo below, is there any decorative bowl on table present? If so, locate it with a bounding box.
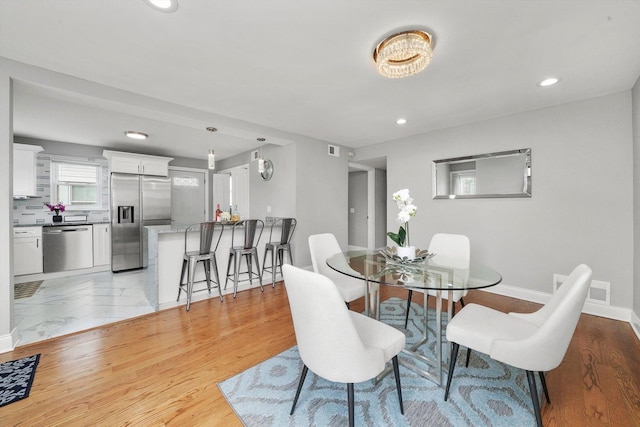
[379,246,435,264]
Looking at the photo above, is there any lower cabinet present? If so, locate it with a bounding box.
[13,226,43,276]
[93,223,111,267]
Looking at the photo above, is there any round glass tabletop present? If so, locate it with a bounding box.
[326,249,502,291]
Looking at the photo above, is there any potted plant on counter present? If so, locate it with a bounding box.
[45,202,65,222]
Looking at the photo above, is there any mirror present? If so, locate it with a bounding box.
[432,148,531,199]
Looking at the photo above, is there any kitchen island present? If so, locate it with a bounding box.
[145,221,281,310]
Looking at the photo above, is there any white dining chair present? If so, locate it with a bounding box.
[404,233,470,328]
[283,264,406,426]
[308,233,366,307]
[444,264,593,427]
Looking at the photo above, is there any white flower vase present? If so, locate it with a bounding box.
[396,245,416,260]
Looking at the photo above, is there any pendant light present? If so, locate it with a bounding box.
[206,126,217,170]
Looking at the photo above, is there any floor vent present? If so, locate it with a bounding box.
[553,274,610,306]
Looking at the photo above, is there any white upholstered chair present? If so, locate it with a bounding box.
[308,233,366,307]
[444,264,593,427]
[404,233,470,328]
[283,264,406,426]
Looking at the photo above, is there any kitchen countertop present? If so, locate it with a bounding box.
[13,222,111,228]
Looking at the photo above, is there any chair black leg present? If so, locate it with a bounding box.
[347,383,355,427]
[464,348,472,367]
[404,289,413,329]
[177,259,187,301]
[539,371,550,403]
[526,370,543,427]
[445,342,459,401]
[290,365,309,415]
[392,355,404,414]
[460,297,465,307]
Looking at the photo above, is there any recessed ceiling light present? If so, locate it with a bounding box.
[143,0,178,13]
[538,77,560,87]
[396,118,407,125]
[125,131,149,140]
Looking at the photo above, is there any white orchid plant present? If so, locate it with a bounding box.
[387,189,417,247]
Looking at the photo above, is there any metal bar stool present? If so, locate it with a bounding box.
[177,221,224,311]
[224,219,264,298]
[262,217,296,287]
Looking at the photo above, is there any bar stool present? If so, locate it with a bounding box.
[262,217,296,287]
[224,219,264,298]
[177,221,224,311]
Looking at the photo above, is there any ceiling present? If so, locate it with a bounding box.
[2,1,640,163]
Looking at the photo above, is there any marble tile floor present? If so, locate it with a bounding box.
[14,269,155,347]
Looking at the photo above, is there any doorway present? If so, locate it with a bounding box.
[348,161,387,250]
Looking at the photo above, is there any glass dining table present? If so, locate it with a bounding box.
[326,249,502,386]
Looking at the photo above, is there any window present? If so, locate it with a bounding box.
[450,171,477,196]
[51,161,103,210]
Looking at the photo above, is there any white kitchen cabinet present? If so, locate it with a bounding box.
[13,226,43,275]
[13,143,43,198]
[103,150,173,176]
[92,223,111,267]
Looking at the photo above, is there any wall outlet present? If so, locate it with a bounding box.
[349,207,355,214]
[266,205,271,213]
[553,273,610,306]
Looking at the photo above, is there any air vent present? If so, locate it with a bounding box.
[328,144,340,157]
[553,274,610,306]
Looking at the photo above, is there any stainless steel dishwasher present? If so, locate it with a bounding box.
[43,225,94,273]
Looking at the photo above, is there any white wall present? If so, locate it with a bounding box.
[357,92,634,309]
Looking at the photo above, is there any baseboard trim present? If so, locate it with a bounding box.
[480,282,632,322]
[631,311,640,342]
[0,328,19,354]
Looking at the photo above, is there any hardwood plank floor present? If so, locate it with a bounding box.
[1,283,639,426]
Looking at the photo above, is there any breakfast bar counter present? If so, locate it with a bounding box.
[144,222,278,310]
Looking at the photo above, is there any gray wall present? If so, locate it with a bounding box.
[633,76,640,325]
[295,139,349,267]
[356,92,634,309]
[348,171,367,248]
[218,139,349,268]
[375,169,387,248]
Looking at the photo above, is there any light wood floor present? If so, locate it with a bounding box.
[2,283,640,426]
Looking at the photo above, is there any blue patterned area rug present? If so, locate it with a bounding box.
[0,354,40,407]
[219,297,538,426]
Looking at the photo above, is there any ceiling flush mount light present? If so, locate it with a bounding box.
[539,77,560,87]
[396,118,407,125]
[143,0,178,13]
[373,30,433,79]
[125,131,148,140]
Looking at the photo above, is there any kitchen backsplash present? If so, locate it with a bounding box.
[13,153,110,226]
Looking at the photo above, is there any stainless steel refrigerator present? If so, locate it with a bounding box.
[111,173,171,272]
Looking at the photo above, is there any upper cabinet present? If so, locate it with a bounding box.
[13,143,44,198]
[103,150,173,176]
